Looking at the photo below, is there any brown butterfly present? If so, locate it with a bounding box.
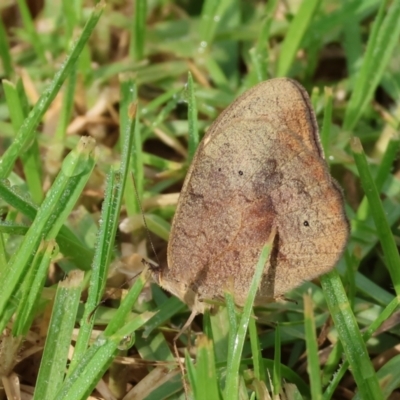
[153,78,349,312]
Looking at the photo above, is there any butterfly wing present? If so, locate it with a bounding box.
[206,78,324,159]
[161,79,348,307]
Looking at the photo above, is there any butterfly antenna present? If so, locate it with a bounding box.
[131,172,162,270]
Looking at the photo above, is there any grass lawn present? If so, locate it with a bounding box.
[1,0,400,399]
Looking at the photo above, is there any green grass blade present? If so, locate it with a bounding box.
[225,290,237,356]
[142,295,186,338]
[103,268,151,337]
[0,18,12,77]
[121,78,141,216]
[320,270,383,400]
[351,137,400,295]
[0,229,8,268]
[71,84,136,368]
[135,331,175,364]
[249,0,279,83]
[199,0,221,48]
[321,341,344,391]
[276,0,321,77]
[61,0,79,42]
[272,323,281,396]
[320,86,333,158]
[33,270,84,400]
[311,86,320,113]
[324,296,400,399]
[342,5,363,81]
[141,213,171,241]
[69,169,119,369]
[3,79,43,204]
[195,335,221,400]
[0,181,93,271]
[0,2,104,179]
[56,337,119,400]
[131,0,147,61]
[59,272,152,399]
[343,0,400,130]
[249,316,266,384]
[55,69,77,141]
[15,0,46,63]
[185,349,197,397]
[187,72,199,162]
[252,358,311,397]
[225,230,276,400]
[303,293,322,400]
[204,57,230,91]
[0,137,96,330]
[131,108,144,207]
[13,240,57,335]
[356,134,400,221]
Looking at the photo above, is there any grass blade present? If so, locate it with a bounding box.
[195,335,221,400]
[303,293,322,400]
[320,270,383,400]
[0,2,104,179]
[131,0,147,61]
[0,18,12,77]
[351,137,400,295]
[276,0,321,77]
[3,79,43,204]
[33,270,84,400]
[0,137,96,330]
[225,229,276,400]
[71,81,136,368]
[272,323,281,396]
[15,0,46,63]
[343,0,400,130]
[187,72,199,162]
[320,86,333,158]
